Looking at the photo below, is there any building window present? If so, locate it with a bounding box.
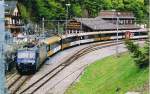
[130,20,133,24]
[127,20,129,24]
[5,20,9,25]
[119,20,123,25]
[125,20,128,24]
[123,20,125,25]
[12,19,15,25]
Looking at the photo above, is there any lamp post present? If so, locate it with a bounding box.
[116,12,120,57]
[0,0,6,94]
[42,17,44,33]
[65,3,71,32]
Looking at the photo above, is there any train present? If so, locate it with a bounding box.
[15,29,148,74]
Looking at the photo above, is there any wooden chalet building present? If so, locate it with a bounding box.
[5,1,22,36]
[66,10,140,34]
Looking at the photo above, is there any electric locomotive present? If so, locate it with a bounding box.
[16,43,47,74]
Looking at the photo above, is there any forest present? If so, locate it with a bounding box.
[10,0,149,23]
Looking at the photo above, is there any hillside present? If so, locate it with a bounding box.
[8,0,149,23]
[66,52,148,94]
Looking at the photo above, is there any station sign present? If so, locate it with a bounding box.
[67,21,81,30]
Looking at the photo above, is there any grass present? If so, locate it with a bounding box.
[65,52,148,94]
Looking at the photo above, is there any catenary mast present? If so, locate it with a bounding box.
[0,0,6,94]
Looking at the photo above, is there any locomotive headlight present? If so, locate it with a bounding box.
[31,61,35,65]
[17,62,20,65]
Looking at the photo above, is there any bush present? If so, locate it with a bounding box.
[125,40,149,68]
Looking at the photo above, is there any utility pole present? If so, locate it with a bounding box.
[0,0,6,94]
[65,3,71,32]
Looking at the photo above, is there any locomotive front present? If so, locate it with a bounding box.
[16,49,37,74]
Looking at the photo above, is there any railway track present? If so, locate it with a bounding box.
[17,41,122,94]
[6,72,18,82]
[6,74,32,94]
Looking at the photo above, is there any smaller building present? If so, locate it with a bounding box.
[5,1,23,36]
[98,10,135,25]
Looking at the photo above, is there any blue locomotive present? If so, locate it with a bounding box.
[16,44,47,74]
[15,36,62,74]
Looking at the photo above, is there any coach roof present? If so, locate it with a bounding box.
[43,36,61,44]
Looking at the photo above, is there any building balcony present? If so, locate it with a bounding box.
[5,24,23,29]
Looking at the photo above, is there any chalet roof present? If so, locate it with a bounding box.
[98,10,135,19]
[74,18,116,30]
[5,1,17,16]
[74,18,139,31]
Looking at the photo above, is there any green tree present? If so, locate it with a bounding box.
[125,40,149,68]
[18,3,30,24]
[112,0,124,10]
[16,0,148,23]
